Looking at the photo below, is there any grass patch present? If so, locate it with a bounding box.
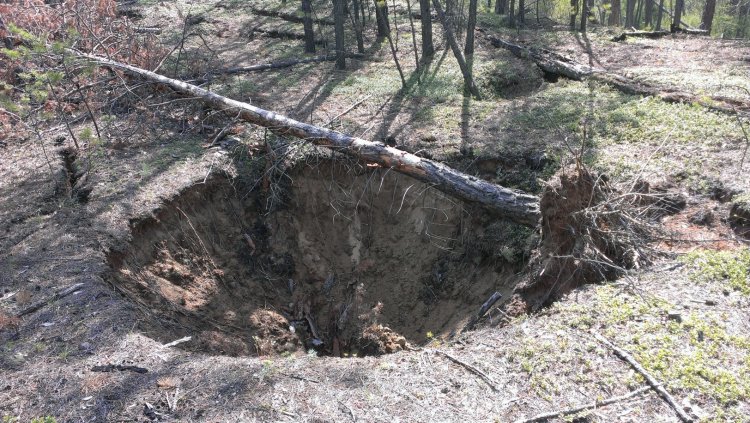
[682,249,750,295]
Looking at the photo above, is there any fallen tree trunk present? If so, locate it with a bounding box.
[612,28,708,41]
[249,6,335,25]
[612,30,671,41]
[487,34,750,114]
[486,35,593,80]
[73,51,541,227]
[207,53,365,77]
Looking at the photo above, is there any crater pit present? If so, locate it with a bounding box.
[107,160,529,356]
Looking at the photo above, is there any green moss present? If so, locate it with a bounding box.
[681,249,750,295]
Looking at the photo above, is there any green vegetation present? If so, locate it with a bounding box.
[682,249,750,295]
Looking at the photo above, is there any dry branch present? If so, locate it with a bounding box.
[462,291,502,332]
[612,30,671,41]
[486,34,750,114]
[72,51,541,226]
[17,282,85,317]
[434,350,499,391]
[592,331,693,422]
[516,385,651,422]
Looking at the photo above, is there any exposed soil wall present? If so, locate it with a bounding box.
[107,160,528,356]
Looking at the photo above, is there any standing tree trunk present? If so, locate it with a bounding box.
[644,0,654,26]
[517,0,526,26]
[334,0,346,69]
[374,0,389,38]
[406,0,421,68]
[625,0,635,27]
[570,0,579,28]
[350,0,366,53]
[419,0,435,57]
[700,0,716,33]
[580,0,588,31]
[495,0,507,13]
[609,0,622,24]
[509,0,516,26]
[465,0,478,55]
[671,0,684,32]
[655,0,664,28]
[432,0,482,98]
[302,0,316,53]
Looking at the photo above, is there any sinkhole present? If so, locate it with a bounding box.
[106,160,530,357]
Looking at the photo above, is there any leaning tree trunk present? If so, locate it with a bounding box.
[432,0,482,98]
[334,0,346,69]
[655,0,664,29]
[302,0,316,53]
[700,0,716,33]
[72,51,540,226]
[419,0,435,57]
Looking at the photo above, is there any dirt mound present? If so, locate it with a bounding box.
[106,160,527,357]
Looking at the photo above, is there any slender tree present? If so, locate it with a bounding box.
[509,0,516,26]
[302,0,315,53]
[350,0,365,53]
[518,0,525,26]
[581,0,588,31]
[465,0,478,55]
[571,0,579,28]
[334,0,346,69]
[432,0,481,98]
[419,0,435,57]
[406,0,421,68]
[700,0,717,33]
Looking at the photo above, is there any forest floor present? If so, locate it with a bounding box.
[1,0,750,422]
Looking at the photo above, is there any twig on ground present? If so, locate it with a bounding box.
[433,350,499,392]
[324,95,372,126]
[462,291,502,332]
[516,385,651,422]
[162,336,192,348]
[17,282,85,317]
[91,364,148,373]
[592,331,693,422]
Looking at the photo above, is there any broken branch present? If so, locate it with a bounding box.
[592,331,693,422]
[516,385,651,423]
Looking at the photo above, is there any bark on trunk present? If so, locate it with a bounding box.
[350,0,366,53]
[671,0,684,33]
[465,0,478,55]
[609,0,621,25]
[302,0,316,53]
[700,0,716,33]
[432,0,482,98]
[375,0,390,37]
[73,51,539,225]
[334,0,346,69]
[419,0,435,57]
